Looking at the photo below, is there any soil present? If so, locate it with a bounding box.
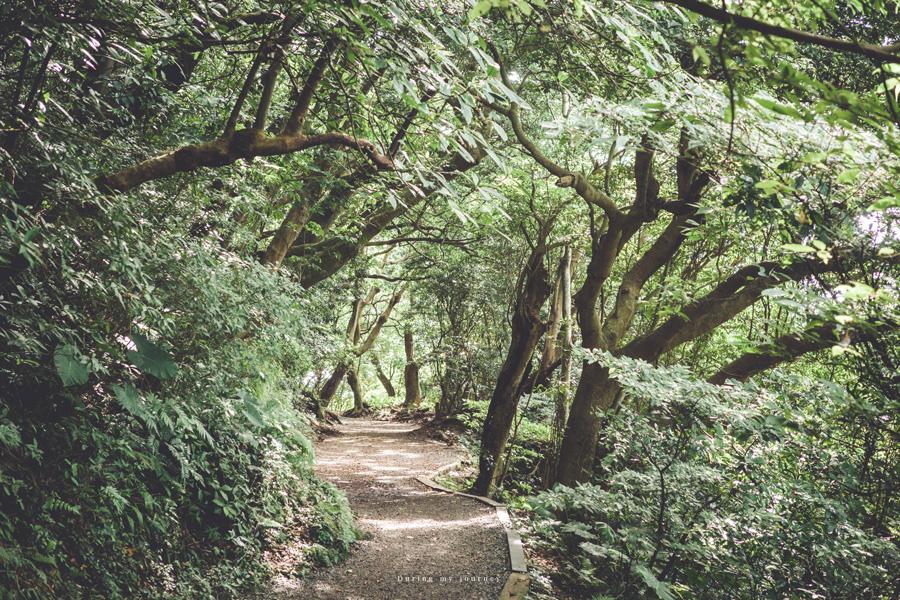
[256,417,509,600]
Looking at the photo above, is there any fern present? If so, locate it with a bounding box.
[102,485,130,513]
[42,497,81,516]
[0,416,21,449]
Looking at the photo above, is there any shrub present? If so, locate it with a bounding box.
[527,353,900,600]
[0,192,354,599]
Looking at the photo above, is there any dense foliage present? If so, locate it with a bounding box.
[527,353,900,599]
[0,191,357,598]
[1,0,899,598]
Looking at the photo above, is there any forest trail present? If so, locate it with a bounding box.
[257,417,509,600]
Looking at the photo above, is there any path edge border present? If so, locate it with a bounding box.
[415,476,531,600]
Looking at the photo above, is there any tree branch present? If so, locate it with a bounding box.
[283,38,340,135]
[262,195,313,267]
[660,0,900,64]
[387,89,437,157]
[602,213,695,349]
[94,130,393,193]
[292,141,487,288]
[355,283,407,356]
[623,258,840,361]
[482,46,622,219]
[707,322,851,384]
[252,44,285,131]
[225,50,266,134]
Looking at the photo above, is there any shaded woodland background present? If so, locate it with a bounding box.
[1,0,899,598]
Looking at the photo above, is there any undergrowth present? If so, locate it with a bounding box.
[524,354,900,600]
[0,189,356,599]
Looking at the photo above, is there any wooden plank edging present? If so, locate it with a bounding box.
[414,476,529,574]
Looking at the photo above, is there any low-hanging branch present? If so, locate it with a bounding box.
[623,257,845,362]
[705,321,892,385]
[94,130,394,194]
[660,0,900,64]
[94,38,394,194]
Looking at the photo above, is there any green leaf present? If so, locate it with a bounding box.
[835,281,874,300]
[127,333,178,379]
[469,0,492,20]
[651,119,676,132]
[240,391,265,428]
[491,121,508,142]
[489,79,530,108]
[835,169,860,183]
[755,97,804,120]
[447,199,469,224]
[781,243,814,253]
[112,383,150,422]
[258,517,283,528]
[754,179,781,191]
[692,45,710,66]
[632,564,676,600]
[868,196,900,210]
[458,100,472,124]
[54,344,89,386]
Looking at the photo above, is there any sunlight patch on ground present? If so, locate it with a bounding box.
[361,515,499,531]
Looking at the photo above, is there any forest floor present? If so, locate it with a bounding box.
[254,417,509,600]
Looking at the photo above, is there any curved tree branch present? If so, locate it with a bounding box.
[660,0,900,64]
[707,322,860,384]
[284,38,341,136]
[94,130,393,193]
[482,44,622,218]
[623,257,846,362]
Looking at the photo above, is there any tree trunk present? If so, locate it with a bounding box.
[473,243,552,497]
[551,222,628,488]
[557,245,574,421]
[346,365,365,416]
[316,283,405,411]
[318,361,349,408]
[555,364,620,486]
[403,329,421,409]
[546,246,574,486]
[539,256,567,373]
[316,285,379,407]
[371,354,396,397]
[355,283,407,356]
[262,196,312,267]
[553,137,711,487]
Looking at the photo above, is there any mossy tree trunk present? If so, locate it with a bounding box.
[473,225,553,497]
[402,329,421,409]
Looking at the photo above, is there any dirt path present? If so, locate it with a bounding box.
[259,417,509,600]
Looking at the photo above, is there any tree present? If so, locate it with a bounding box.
[402,327,422,409]
[316,282,406,417]
[3,0,900,595]
[466,0,900,487]
[474,217,554,495]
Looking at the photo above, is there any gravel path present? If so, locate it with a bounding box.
[258,417,509,600]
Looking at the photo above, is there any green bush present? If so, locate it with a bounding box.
[527,353,900,600]
[0,192,354,599]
